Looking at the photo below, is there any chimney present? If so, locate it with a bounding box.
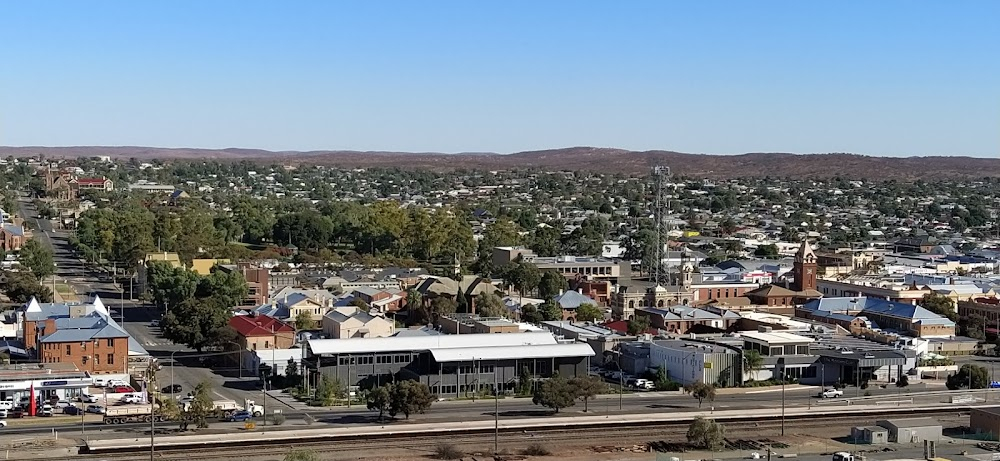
[43,318,56,335]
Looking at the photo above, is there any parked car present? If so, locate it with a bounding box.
[106,379,129,388]
[111,386,134,393]
[9,407,24,418]
[820,388,844,398]
[53,400,72,409]
[150,320,160,328]
[0,409,7,418]
[63,406,81,415]
[85,405,106,414]
[225,410,254,422]
[80,393,99,403]
[162,384,183,394]
[39,405,53,417]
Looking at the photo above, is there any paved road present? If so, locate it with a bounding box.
[15,196,265,405]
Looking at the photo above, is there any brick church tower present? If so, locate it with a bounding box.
[792,240,817,292]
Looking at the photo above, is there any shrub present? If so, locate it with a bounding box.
[271,413,286,425]
[434,443,464,460]
[521,443,551,456]
[283,449,318,461]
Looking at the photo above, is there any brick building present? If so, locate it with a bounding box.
[22,297,131,376]
[0,224,25,252]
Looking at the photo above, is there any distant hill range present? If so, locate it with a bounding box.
[2,146,997,179]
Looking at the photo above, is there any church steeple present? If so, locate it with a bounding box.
[792,239,817,292]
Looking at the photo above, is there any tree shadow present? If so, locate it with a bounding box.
[483,410,554,418]
[317,414,383,424]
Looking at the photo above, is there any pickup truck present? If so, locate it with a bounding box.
[819,388,844,398]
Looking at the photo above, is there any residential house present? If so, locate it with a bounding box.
[552,290,599,321]
[322,307,396,339]
[228,314,295,370]
[352,287,407,313]
[73,177,114,193]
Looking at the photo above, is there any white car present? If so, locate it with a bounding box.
[80,393,99,403]
[820,388,844,398]
[120,394,143,404]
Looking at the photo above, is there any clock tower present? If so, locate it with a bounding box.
[792,239,817,292]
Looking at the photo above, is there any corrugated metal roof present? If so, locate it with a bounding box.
[429,343,595,362]
[308,332,557,355]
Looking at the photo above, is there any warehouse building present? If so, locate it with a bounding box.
[303,332,593,398]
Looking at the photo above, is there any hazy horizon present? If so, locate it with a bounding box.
[1,1,997,157]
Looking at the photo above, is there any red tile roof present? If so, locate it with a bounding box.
[76,177,108,185]
[229,315,295,337]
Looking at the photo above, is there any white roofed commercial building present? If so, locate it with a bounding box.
[304,332,593,399]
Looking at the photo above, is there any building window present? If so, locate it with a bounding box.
[107,354,114,365]
[265,341,270,349]
[107,339,114,347]
[95,355,100,365]
[66,345,71,355]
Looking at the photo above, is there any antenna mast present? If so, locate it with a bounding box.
[652,166,671,286]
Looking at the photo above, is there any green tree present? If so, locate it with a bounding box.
[315,374,345,405]
[627,316,651,336]
[499,259,541,298]
[520,304,543,324]
[654,366,678,391]
[161,297,232,352]
[389,380,434,419]
[687,417,726,450]
[16,239,54,279]
[529,225,561,257]
[537,271,568,300]
[540,300,563,322]
[2,271,53,303]
[196,267,248,307]
[189,381,215,428]
[683,382,717,408]
[743,350,764,382]
[146,261,199,309]
[475,292,508,318]
[294,310,316,330]
[532,373,576,413]
[947,364,989,390]
[431,296,457,317]
[517,366,533,396]
[366,385,391,421]
[921,292,956,321]
[574,303,603,323]
[753,244,779,258]
[569,375,606,412]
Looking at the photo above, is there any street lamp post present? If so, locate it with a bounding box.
[170,350,181,393]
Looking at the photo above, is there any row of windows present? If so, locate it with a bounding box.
[550,266,614,276]
[442,365,496,374]
[41,340,115,355]
[338,354,412,366]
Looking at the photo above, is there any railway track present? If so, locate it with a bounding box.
[36,408,973,461]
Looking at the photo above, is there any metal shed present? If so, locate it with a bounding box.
[876,418,942,443]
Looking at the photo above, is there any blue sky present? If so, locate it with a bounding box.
[1,1,997,157]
